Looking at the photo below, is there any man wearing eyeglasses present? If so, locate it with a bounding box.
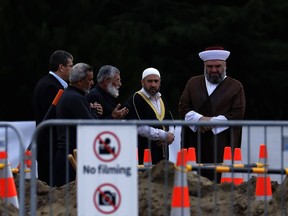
[86,65,129,119]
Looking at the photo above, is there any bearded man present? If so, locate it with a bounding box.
[125,67,175,165]
[86,65,129,119]
[178,46,246,183]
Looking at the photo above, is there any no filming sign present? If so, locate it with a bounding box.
[77,125,138,215]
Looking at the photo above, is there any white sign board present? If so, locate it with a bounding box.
[77,125,138,216]
[0,121,35,168]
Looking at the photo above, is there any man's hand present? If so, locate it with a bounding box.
[156,131,174,147]
[166,131,175,144]
[111,103,129,119]
[90,102,103,116]
[199,116,212,133]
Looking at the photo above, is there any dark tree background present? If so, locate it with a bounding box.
[1,0,288,121]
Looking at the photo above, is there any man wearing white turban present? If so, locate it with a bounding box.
[179,46,246,183]
[125,67,175,165]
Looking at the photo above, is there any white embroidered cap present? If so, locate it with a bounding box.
[199,46,230,61]
[142,67,161,79]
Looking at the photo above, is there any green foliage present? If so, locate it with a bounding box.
[1,0,288,120]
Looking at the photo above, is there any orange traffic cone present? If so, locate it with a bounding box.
[258,143,269,166]
[221,146,232,183]
[143,149,152,167]
[255,144,272,201]
[233,148,244,185]
[0,151,19,208]
[187,147,197,166]
[24,150,32,179]
[170,149,190,216]
[187,147,197,174]
[181,148,188,158]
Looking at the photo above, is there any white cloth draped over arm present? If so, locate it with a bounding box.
[137,125,175,141]
[185,111,203,132]
[209,115,229,134]
[185,111,228,135]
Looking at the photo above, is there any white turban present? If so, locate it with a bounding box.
[142,67,161,79]
[199,49,230,61]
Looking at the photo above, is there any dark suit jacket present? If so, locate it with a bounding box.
[33,74,64,124]
[33,73,64,185]
[53,85,98,187]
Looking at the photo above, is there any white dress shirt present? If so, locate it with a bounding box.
[49,71,68,89]
[137,88,175,140]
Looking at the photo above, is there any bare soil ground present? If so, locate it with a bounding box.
[1,160,287,215]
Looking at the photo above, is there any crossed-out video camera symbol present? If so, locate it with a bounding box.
[99,138,115,154]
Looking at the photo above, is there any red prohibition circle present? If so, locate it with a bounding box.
[93,183,121,214]
[93,131,121,162]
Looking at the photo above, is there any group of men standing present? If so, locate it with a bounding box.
[33,46,246,186]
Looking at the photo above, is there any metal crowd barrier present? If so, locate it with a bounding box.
[2,119,288,215]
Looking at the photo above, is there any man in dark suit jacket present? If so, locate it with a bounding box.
[54,63,99,186]
[33,50,73,185]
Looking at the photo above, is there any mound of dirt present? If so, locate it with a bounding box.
[1,160,288,215]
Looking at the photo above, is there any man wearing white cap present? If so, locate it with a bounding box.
[125,67,175,165]
[179,46,246,183]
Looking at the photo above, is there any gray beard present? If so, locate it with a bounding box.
[205,70,226,84]
[107,83,119,98]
